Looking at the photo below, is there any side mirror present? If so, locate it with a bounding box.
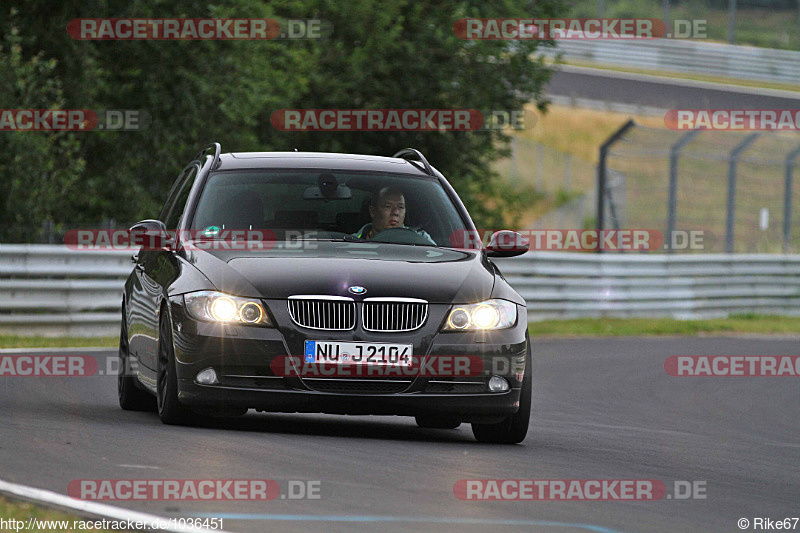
[485,230,529,258]
[130,219,173,249]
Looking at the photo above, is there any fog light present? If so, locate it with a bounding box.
[196,367,219,385]
[488,375,509,392]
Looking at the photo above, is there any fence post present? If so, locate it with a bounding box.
[666,130,701,254]
[725,133,759,253]
[537,143,544,190]
[783,143,800,253]
[510,136,518,182]
[597,119,635,251]
[727,0,737,44]
[565,153,572,191]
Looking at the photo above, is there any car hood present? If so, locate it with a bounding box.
[180,241,496,304]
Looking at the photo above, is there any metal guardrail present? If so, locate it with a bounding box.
[0,245,130,337]
[2,245,800,336]
[541,40,800,85]
[495,252,800,320]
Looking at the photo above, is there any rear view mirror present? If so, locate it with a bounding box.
[129,219,173,249]
[303,184,352,200]
[485,230,529,258]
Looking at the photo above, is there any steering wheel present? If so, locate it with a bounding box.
[371,227,434,245]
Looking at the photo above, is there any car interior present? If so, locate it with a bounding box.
[191,171,465,246]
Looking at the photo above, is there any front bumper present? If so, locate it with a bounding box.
[168,296,528,422]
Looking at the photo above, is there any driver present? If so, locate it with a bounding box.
[353,185,435,244]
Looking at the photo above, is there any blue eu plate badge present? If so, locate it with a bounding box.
[304,341,316,363]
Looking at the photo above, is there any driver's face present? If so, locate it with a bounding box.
[370,193,406,233]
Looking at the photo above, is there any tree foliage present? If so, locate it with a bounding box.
[0,0,563,240]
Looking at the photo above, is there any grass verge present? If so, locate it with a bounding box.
[0,335,117,349]
[529,315,800,337]
[0,495,119,532]
[1,317,797,349]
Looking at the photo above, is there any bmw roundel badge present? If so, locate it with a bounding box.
[348,285,367,295]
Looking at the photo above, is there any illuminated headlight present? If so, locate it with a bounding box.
[442,299,517,331]
[183,291,272,326]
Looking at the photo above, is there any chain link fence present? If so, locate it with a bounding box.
[571,0,800,50]
[496,136,598,230]
[600,123,800,253]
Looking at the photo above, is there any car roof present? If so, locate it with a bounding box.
[215,152,439,177]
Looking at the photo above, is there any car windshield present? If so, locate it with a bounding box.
[190,170,469,247]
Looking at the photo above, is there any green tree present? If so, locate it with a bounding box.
[0,16,85,240]
[0,0,562,238]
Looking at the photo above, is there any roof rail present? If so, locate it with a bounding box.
[392,148,434,176]
[194,142,222,169]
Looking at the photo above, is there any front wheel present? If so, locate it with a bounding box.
[157,308,194,425]
[471,338,532,444]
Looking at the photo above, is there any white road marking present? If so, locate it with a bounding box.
[0,478,230,533]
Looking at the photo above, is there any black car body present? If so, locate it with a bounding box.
[119,144,532,443]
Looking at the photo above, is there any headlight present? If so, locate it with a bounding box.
[442,299,517,331]
[183,291,272,326]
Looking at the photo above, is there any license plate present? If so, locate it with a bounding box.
[304,341,412,366]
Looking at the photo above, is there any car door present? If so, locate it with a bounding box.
[130,166,197,372]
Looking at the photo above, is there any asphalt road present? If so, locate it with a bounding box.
[546,66,800,109]
[1,337,798,533]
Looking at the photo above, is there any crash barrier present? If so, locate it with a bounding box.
[0,245,130,337]
[495,252,800,321]
[540,39,800,85]
[1,245,799,336]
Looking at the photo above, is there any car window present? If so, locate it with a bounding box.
[163,166,199,229]
[159,167,192,223]
[190,170,467,246]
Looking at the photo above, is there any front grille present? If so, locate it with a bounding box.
[288,296,355,330]
[362,298,428,332]
[303,378,412,394]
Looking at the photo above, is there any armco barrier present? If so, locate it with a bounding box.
[494,252,800,321]
[1,245,799,336]
[0,245,130,337]
[540,40,800,85]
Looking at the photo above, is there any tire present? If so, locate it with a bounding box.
[415,415,461,429]
[157,307,195,425]
[471,336,532,444]
[118,304,156,411]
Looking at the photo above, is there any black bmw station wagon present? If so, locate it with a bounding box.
[119,143,532,443]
